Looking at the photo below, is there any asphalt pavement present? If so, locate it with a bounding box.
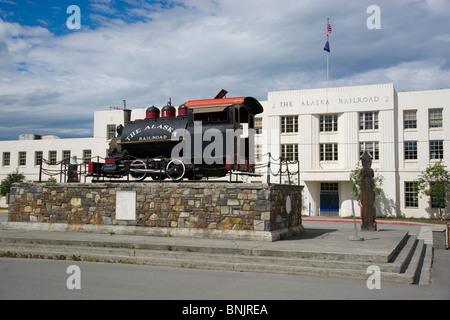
[1,210,449,300]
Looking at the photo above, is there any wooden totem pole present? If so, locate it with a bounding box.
[360,151,377,231]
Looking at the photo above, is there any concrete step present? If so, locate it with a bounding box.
[0,233,432,285]
[0,242,405,273]
[418,226,433,245]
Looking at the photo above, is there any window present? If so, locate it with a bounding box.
[320,114,338,132]
[360,142,379,160]
[83,150,92,165]
[404,141,417,160]
[359,112,379,130]
[405,182,419,208]
[321,182,339,193]
[281,116,298,133]
[107,125,116,140]
[254,118,262,134]
[18,151,26,166]
[194,111,229,123]
[49,150,57,165]
[281,144,298,161]
[404,110,417,129]
[255,145,262,163]
[35,151,43,166]
[62,150,71,162]
[430,140,444,160]
[431,196,446,209]
[429,109,443,128]
[320,143,338,161]
[2,152,10,167]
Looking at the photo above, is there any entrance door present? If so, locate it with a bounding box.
[320,183,339,216]
[320,194,339,215]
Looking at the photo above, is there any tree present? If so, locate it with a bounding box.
[0,170,25,196]
[349,164,384,206]
[417,161,450,219]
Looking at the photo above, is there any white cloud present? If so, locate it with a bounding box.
[0,0,449,140]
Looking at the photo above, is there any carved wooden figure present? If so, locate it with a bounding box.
[360,151,377,231]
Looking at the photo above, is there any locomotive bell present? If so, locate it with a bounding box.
[146,106,160,119]
[161,104,176,118]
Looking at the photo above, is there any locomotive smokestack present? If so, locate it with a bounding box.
[123,106,131,124]
[122,99,131,124]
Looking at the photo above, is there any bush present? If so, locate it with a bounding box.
[0,170,25,196]
[417,160,450,219]
[349,164,384,205]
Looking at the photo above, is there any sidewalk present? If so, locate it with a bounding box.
[0,211,448,289]
[302,215,448,227]
[0,214,437,284]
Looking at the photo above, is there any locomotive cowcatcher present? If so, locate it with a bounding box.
[88,91,264,181]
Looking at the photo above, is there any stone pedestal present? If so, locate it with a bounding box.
[7,182,304,242]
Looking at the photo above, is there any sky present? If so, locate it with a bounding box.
[0,0,449,140]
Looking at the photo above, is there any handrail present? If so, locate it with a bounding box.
[37,152,302,186]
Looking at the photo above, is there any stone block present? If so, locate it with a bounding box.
[261,212,271,221]
[70,198,82,207]
[432,229,447,250]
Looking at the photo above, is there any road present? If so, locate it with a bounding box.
[0,251,449,301]
[1,213,449,302]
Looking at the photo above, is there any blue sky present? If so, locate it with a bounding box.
[0,1,181,34]
[0,0,449,140]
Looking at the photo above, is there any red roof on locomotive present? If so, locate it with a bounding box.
[185,97,263,115]
[185,97,245,108]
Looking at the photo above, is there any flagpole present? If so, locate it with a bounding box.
[327,45,329,89]
[326,18,330,114]
[326,18,329,90]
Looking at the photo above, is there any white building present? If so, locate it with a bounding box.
[254,83,449,219]
[1,83,449,218]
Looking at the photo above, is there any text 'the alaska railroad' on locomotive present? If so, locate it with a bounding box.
[88,90,264,181]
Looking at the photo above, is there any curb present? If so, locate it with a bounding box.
[302,218,446,227]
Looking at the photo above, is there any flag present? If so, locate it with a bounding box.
[324,41,330,52]
[326,23,332,36]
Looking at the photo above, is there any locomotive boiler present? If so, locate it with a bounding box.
[88,91,264,181]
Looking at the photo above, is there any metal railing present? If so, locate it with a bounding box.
[37,152,302,186]
[38,156,102,183]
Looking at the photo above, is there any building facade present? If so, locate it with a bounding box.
[1,83,449,218]
[254,84,449,219]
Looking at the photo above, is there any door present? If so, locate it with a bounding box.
[320,182,339,216]
[320,194,339,215]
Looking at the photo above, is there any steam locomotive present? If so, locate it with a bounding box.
[88,91,264,181]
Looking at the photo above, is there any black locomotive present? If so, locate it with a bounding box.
[88,91,264,181]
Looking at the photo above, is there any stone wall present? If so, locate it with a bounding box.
[6,182,304,241]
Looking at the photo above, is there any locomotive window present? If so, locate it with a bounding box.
[194,113,210,123]
[194,111,229,123]
[212,110,228,122]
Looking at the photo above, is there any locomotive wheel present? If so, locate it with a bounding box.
[130,160,147,181]
[166,159,186,181]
